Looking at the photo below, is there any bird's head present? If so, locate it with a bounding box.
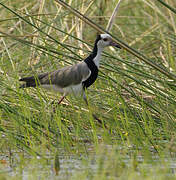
[96,34,121,49]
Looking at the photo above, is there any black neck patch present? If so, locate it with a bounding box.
[82,35,101,89]
[83,55,98,89]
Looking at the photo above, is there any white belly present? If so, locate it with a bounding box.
[41,83,83,95]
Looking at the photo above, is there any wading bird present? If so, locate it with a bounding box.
[20,34,121,106]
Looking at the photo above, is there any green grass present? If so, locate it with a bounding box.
[0,0,176,179]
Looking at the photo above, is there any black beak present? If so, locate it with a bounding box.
[109,41,121,49]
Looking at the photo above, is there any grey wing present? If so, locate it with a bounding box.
[40,62,91,88]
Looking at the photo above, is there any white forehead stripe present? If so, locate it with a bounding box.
[100,34,112,39]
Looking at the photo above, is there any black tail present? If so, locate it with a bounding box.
[19,76,37,88]
[19,73,48,88]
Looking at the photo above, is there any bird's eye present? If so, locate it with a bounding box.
[103,38,108,41]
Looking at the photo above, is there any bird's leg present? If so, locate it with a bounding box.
[51,94,66,106]
[83,91,88,106]
[57,95,66,105]
[52,93,67,113]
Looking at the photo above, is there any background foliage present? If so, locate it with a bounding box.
[0,0,176,179]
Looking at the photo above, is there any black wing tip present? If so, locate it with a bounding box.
[19,82,36,88]
[19,76,34,81]
[19,78,24,82]
[19,78,26,88]
[19,77,36,88]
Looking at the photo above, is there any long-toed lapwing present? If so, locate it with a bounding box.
[20,34,121,105]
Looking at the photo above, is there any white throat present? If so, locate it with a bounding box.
[93,47,103,68]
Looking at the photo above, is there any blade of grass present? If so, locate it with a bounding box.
[157,0,176,14]
[106,0,122,32]
[0,2,82,59]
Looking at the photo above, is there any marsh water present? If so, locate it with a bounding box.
[0,145,176,179]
